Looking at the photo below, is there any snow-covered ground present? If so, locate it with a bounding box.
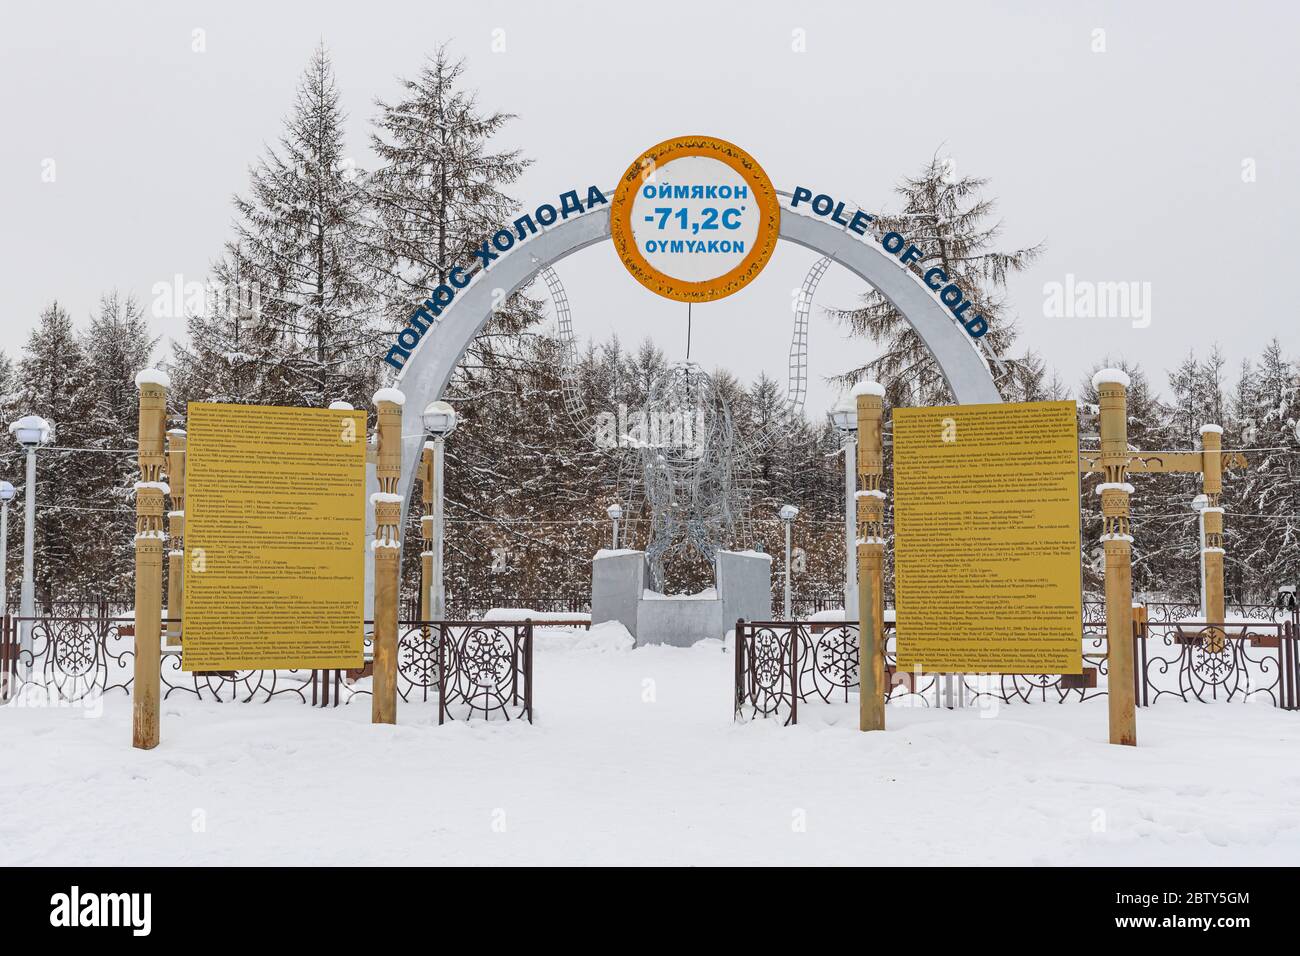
[3,623,1298,866]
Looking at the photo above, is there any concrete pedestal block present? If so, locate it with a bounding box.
[591,549,646,639]
[591,549,773,647]
[716,550,772,627]
[637,592,721,648]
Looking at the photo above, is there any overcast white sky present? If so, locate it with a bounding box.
[1,0,1296,417]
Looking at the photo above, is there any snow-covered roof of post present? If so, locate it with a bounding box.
[850,379,886,397]
[133,368,171,389]
[1199,423,1224,435]
[372,387,406,407]
[1090,368,1130,389]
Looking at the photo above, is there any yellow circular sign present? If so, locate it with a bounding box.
[610,136,779,302]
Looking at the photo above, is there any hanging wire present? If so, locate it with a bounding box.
[33,505,136,514]
[1079,446,1300,455]
[33,446,140,454]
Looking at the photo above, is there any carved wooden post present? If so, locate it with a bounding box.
[132,369,169,749]
[420,443,434,622]
[371,388,404,724]
[854,380,886,732]
[1199,424,1225,628]
[1094,369,1137,746]
[165,428,186,648]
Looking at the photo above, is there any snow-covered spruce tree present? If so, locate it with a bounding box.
[2,296,159,603]
[401,330,612,613]
[178,43,381,411]
[1133,348,1232,601]
[829,154,1042,406]
[1076,359,1169,598]
[367,46,541,366]
[168,244,275,409]
[738,372,844,600]
[1164,347,1228,442]
[369,48,552,611]
[0,349,17,420]
[0,351,24,605]
[78,293,160,599]
[1227,340,1300,602]
[998,349,1058,403]
[10,303,93,601]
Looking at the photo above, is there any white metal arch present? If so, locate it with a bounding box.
[363,196,1001,610]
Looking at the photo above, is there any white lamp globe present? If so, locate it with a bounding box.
[830,398,856,433]
[422,401,458,437]
[9,415,52,447]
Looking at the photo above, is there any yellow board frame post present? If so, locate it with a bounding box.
[132,369,169,750]
[854,381,886,732]
[371,389,404,725]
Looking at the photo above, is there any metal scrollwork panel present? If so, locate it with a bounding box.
[438,623,531,723]
[1141,623,1285,706]
[737,624,798,723]
[398,624,440,703]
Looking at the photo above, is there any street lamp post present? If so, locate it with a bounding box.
[1191,493,1208,619]
[421,401,458,620]
[0,480,14,626]
[9,415,50,678]
[606,503,623,550]
[831,398,859,618]
[779,504,799,620]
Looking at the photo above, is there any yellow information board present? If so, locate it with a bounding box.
[892,400,1082,675]
[182,403,367,670]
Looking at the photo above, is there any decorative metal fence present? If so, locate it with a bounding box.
[3,595,135,619]
[1137,619,1299,709]
[735,602,1300,724]
[1,614,534,723]
[438,621,533,724]
[733,620,865,724]
[1144,600,1295,625]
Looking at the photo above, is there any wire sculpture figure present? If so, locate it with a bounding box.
[544,256,833,588]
